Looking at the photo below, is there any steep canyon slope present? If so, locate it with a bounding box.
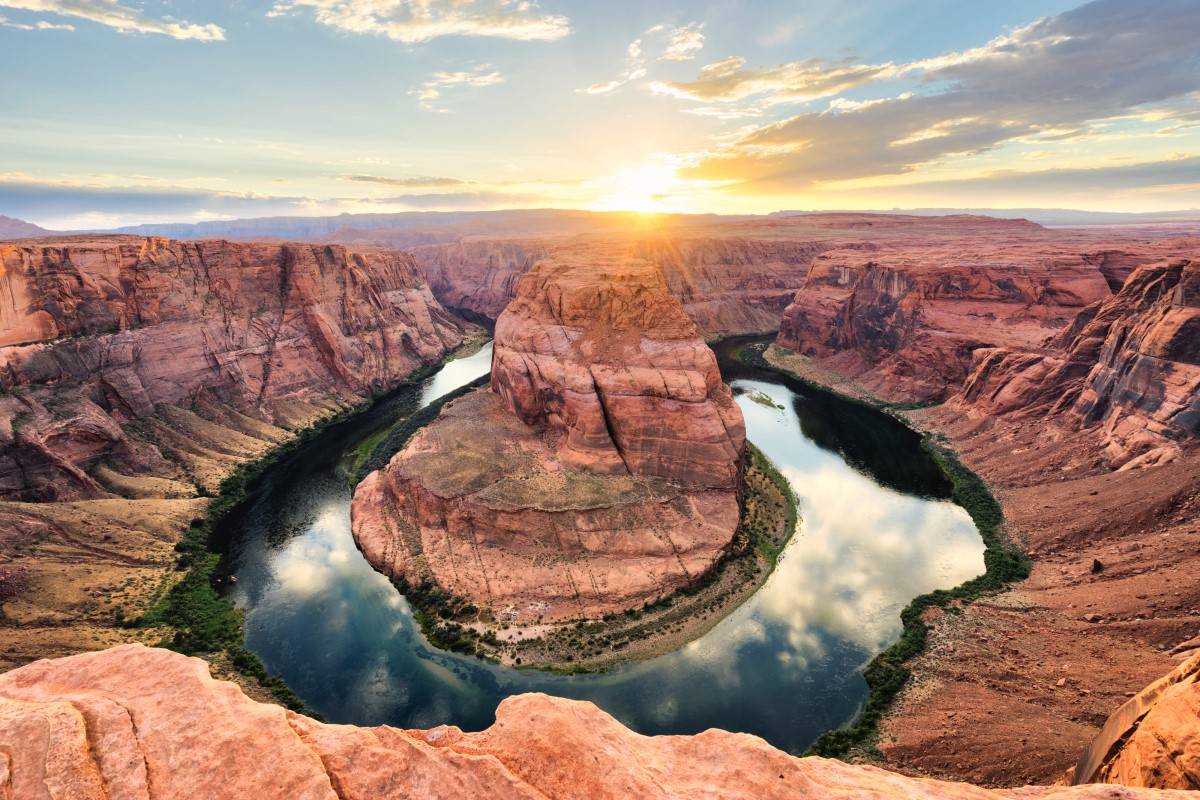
[352,247,745,624]
[766,252,1200,784]
[0,236,464,667]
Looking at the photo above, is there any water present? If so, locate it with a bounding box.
[223,338,984,753]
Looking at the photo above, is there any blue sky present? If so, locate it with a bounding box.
[1,0,1197,228]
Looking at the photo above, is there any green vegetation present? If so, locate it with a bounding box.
[747,389,785,410]
[729,339,1032,759]
[136,343,486,716]
[418,444,800,672]
[350,374,490,486]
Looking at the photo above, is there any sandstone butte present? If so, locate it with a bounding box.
[1,643,1198,800]
[351,247,746,623]
[0,236,465,667]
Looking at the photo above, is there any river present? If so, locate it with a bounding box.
[222,338,984,754]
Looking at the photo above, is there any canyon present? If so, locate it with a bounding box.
[0,213,1198,797]
[0,236,465,667]
[351,247,747,626]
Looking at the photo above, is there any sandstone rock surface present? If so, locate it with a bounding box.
[0,235,465,670]
[0,236,464,500]
[956,259,1199,467]
[775,219,1195,402]
[352,251,745,622]
[413,235,830,338]
[1076,653,1200,789]
[0,644,1193,800]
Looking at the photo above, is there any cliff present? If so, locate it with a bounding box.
[955,258,1199,468]
[0,236,464,500]
[413,235,830,337]
[352,249,745,623]
[0,644,1192,800]
[0,235,464,671]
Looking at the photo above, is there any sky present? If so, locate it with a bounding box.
[1,0,1198,228]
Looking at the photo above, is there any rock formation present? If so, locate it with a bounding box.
[0,644,1192,800]
[1075,653,1200,789]
[772,217,1196,403]
[0,235,465,670]
[352,250,745,622]
[956,259,1199,468]
[0,236,464,500]
[413,239,549,319]
[412,235,830,337]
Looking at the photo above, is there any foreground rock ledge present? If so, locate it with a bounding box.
[352,251,746,623]
[0,644,1189,800]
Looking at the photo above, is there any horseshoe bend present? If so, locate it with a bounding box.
[350,248,753,645]
[5,0,1200,794]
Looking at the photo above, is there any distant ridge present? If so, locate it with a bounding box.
[770,207,1200,227]
[0,215,51,240]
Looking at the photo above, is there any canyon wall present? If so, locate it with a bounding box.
[0,235,464,669]
[0,237,464,501]
[352,250,745,623]
[413,235,830,337]
[773,223,1196,403]
[0,644,1192,800]
[955,258,1199,468]
[412,239,550,319]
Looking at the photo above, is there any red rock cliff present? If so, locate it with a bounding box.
[0,644,1187,800]
[0,236,464,500]
[490,248,745,488]
[956,258,1199,468]
[352,250,745,622]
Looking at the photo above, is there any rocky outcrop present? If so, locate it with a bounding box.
[412,235,829,337]
[490,250,744,487]
[0,644,1192,800]
[777,249,1115,402]
[1075,653,1200,789]
[956,259,1199,468]
[413,239,549,319]
[631,237,831,337]
[352,251,744,623]
[0,236,464,500]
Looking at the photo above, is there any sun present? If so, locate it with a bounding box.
[593,163,681,214]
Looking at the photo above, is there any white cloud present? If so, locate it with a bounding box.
[411,65,503,111]
[660,21,704,61]
[0,0,223,40]
[581,21,705,96]
[0,14,73,30]
[268,0,570,43]
[678,0,1200,191]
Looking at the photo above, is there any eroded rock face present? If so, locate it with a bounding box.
[956,259,1199,468]
[490,251,745,488]
[777,249,1115,402]
[413,235,829,337]
[352,252,744,622]
[0,644,1187,800]
[413,239,549,319]
[1076,653,1200,789]
[0,236,464,500]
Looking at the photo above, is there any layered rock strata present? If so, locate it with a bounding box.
[413,236,830,337]
[0,644,1194,800]
[1076,653,1200,789]
[0,236,464,500]
[352,252,745,623]
[0,235,463,669]
[955,259,1199,468]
